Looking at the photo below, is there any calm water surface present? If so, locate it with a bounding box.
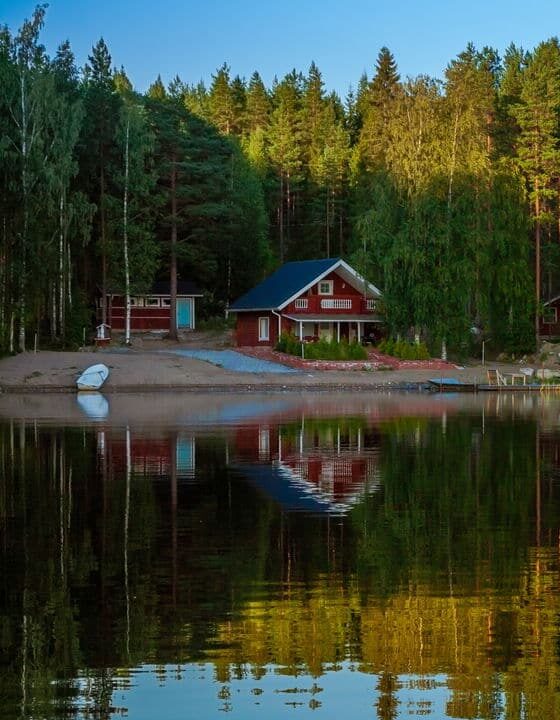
[2,391,560,719]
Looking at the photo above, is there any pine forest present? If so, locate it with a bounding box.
[2,6,560,356]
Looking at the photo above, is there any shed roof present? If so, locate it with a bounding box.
[230,258,380,311]
[108,280,202,297]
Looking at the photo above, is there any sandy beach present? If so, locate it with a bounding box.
[0,344,529,393]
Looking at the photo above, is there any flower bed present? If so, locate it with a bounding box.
[239,346,453,372]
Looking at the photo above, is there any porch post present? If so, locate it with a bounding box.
[299,321,303,340]
[357,322,361,343]
[337,323,340,342]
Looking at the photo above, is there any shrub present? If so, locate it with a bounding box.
[197,315,235,331]
[377,338,430,360]
[276,333,367,361]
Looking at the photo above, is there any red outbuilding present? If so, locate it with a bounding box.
[102,280,202,334]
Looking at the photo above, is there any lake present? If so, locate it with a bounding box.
[1,391,560,719]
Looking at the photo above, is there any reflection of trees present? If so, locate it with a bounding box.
[2,412,560,718]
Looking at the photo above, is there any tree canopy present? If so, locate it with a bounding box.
[1,6,558,354]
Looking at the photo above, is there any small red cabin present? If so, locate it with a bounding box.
[102,280,202,334]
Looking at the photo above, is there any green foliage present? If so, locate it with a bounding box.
[378,338,430,360]
[196,315,235,331]
[276,332,367,360]
[64,291,94,348]
[0,9,558,358]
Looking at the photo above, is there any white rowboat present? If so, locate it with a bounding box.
[76,364,109,391]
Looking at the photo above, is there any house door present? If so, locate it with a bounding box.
[177,299,192,328]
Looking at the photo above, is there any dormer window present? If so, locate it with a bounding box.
[318,280,333,295]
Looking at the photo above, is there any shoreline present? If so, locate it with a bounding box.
[0,347,538,395]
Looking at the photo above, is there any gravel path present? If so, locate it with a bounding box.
[165,349,299,374]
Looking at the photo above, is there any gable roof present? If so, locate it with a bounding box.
[229,258,381,311]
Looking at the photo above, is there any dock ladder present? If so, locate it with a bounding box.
[487,368,507,386]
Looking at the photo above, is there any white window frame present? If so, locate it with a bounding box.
[318,280,333,295]
[146,297,160,307]
[129,297,144,307]
[258,316,270,341]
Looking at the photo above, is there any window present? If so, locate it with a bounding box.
[129,297,144,307]
[543,307,557,324]
[318,280,333,295]
[146,297,160,307]
[295,298,308,309]
[258,316,270,341]
[161,298,171,307]
[258,427,270,458]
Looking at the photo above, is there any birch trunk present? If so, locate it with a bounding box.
[535,182,541,347]
[279,172,284,263]
[325,188,330,258]
[58,191,65,340]
[169,160,178,341]
[100,167,107,326]
[123,117,131,344]
[19,73,28,352]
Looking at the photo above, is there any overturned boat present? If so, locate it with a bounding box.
[76,364,109,391]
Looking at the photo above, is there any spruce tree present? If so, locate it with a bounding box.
[78,38,122,327]
[246,71,270,133]
[209,63,234,134]
[358,47,401,171]
[513,39,560,343]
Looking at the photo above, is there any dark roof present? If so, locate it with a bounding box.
[151,280,202,296]
[229,258,340,311]
[232,462,354,515]
[107,280,202,297]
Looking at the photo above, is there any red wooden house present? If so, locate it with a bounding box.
[229,258,382,346]
[540,296,560,338]
[103,280,202,334]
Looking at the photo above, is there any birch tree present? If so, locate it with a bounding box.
[0,5,49,350]
[113,71,157,344]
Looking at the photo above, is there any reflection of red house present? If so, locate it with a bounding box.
[229,258,382,347]
[232,421,380,513]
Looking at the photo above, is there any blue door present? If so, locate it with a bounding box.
[177,299,191,328]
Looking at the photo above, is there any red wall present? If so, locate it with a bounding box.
[320,271,361,296]
[540,298,560,337]
[236,311,286,346]
[110,306,172,331]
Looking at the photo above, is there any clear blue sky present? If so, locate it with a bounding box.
[4,0,560,96]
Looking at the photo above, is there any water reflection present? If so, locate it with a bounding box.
[1,392,560,719]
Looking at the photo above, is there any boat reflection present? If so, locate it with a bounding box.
[76,391,109,420]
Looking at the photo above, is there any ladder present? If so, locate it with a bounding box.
[487,368,507,386]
